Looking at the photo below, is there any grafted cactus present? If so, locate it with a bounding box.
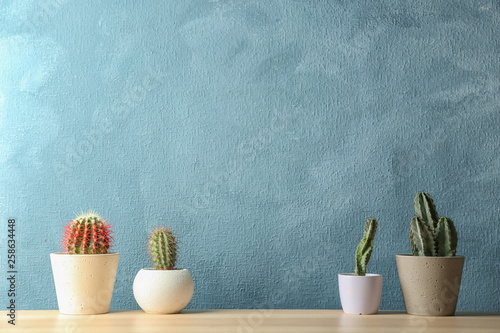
[61,211,113,254]
[149,227,177,270]
[355,218,378,276]
[409,192,458,257]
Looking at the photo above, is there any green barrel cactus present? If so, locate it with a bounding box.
[149,227,177,270]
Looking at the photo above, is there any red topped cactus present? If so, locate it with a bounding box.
[61,211,114,254]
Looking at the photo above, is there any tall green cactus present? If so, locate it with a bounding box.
[414,192,439,231]
[355,218,378,276]
[149,227,177,270]
[409,192,458,257]
[61,212,113,254]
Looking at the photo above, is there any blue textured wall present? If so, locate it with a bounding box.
[1,0,499,311]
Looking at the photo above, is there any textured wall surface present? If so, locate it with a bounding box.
[1,0,499,311]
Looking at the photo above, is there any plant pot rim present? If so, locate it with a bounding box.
[50,252,120,256]
[139,268,189,271]
[338,273,382,277]
[396,254,464,259]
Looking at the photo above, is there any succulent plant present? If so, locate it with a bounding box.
[149,227,177,270]
[61,211,113,254]
[409,192,458,257]
[355,218,378,276]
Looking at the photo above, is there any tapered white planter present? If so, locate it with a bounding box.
[338,273,383,315]
[50,253,120,315]
[133,269,194,314]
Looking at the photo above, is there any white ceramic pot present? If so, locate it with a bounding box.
[50,253,120,315]
[133,268,194,314]
[338,273,383,315]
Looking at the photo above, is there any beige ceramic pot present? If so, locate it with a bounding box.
[50,253,120,314]
[133,268,194,314]
[396,254,464,316]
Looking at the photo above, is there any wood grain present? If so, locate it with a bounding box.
[1,310,499,333]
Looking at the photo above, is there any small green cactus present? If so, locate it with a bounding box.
[149,227,177,270]
[355,218,378,276]
[409,192,458,257]
[61,211,113,254]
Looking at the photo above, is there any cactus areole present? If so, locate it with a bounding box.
[409,192,458,257]
[61,212,114,254]
[355,218,378,276]
[149,227,178,270]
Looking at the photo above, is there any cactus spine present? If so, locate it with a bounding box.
[355,218,378,276]
[409,192,458,257]
[149,227,177,270]
[61,212,113,254]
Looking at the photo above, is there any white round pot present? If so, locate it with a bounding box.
[133,268,194,314]
[50,253,120,315]
[338,273,383,315]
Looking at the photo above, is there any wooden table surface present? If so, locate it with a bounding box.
[1,310,499,333]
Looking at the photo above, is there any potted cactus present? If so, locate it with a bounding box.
[396,192,464,316]
[50,212,120,314]
[338,218,382,315]
[133,227,194,314]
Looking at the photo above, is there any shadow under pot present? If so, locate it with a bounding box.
[50,253,120,315]
[133,268,194,314]
[338,273,383,315]
[396,255,465,316]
